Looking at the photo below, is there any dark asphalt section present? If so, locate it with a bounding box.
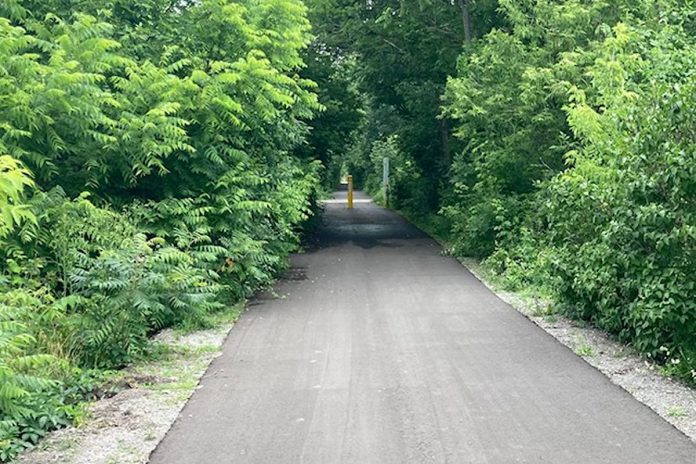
[149,192,696,464]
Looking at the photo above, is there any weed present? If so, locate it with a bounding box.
[666,407,688,419]
[575,342,595,357]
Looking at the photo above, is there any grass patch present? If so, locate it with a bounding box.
[574,340,595,357]
[667,406,689,419]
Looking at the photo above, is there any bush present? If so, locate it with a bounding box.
[0,0,322,459]
[443,3,696,383]
[0,157,35,240]
[544,21,696,376]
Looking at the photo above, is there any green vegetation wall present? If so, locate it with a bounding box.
[0,0,324,459]
[443,1,696,382]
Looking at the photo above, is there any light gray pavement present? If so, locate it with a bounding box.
[149,191,696,464]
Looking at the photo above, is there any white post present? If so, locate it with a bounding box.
[382,157,390,206]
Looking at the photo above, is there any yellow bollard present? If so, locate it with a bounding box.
[347,175,354,209]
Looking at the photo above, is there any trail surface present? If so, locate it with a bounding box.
[149,192,695,464]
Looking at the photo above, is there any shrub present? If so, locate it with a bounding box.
[441,1,696,382]
[545,21,696,374]
[0,0,322,459]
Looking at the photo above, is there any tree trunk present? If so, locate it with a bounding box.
[458,0,472,46]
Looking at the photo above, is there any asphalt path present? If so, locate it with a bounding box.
[149,191,696,464]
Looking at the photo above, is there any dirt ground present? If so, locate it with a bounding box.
[17,323,235,464]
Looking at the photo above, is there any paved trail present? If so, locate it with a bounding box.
[149,192,695,464]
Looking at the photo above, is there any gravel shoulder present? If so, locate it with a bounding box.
[16,309,240,464]
[461,258,696,442]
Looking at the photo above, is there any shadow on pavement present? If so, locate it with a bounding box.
[310,191,428,249]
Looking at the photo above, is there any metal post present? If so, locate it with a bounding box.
[382,157,389,207]
[347,175,354,209]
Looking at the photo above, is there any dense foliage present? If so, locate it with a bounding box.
[0,0,322,459]
[311,0,696,385]
[3,0,696,459]
[307,0,502,207]
[443,0,696,381]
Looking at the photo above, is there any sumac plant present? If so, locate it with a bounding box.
[0,0,322,459]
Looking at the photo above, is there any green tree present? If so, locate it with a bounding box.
[307,0,502,209]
